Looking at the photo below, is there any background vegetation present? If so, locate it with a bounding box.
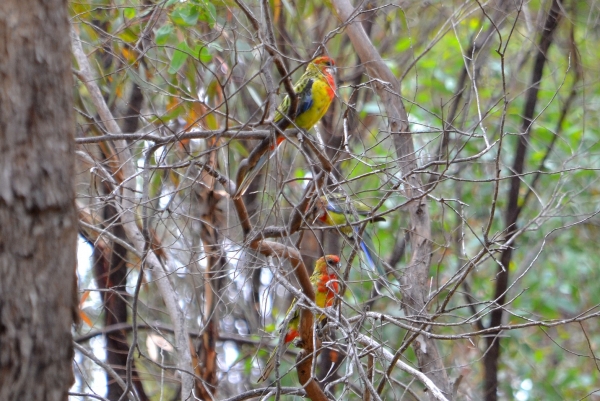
[69,0,600,400]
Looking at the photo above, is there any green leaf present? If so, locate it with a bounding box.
[395,37,411,52]
[244,357,253,374]
[171,4,199,27]
[202,1,216,27]
[182,41,198,56]
[165,0,179,6]
[155,24,173,46]
[123,7,136,19]
[204,112,218,130]
[198,46,212,63]
[168,41,192,74]
[119,28,138,43]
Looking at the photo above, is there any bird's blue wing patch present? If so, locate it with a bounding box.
[326,198,346,214]
[297,79,314,116]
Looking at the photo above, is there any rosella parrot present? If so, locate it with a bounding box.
[258,255,340,383]
[234,56,337,199]
[313,195,386,276]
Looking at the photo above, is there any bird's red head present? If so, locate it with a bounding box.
[311,56,336,83]
[316,254,340,276]
[325,255,340,264]
[312,56,335,68]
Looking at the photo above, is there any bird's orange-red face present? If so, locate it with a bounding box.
[312,56,336,78]
[323,255,340,276]
[313,56,335,66]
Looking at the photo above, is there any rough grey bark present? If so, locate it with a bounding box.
[0,0,78,400]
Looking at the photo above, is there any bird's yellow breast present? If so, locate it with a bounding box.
[295,79,335,130]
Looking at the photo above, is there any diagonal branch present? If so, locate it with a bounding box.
[355,334,449,401]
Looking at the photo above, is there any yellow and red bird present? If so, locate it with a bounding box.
[313,195,386,276]
[257,255,340,383]
[234,56,337,198]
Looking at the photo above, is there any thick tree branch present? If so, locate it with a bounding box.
[253,242,328,401]
[74,322,263,346]
[76,129,277,144]
[221,387,306,401]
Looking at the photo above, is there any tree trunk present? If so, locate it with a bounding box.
[483,2,562,399]
[0,0,77,400]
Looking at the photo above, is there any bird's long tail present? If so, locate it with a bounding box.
[257,343,285,383]
[357,230,386,277]
[234,146,279,199]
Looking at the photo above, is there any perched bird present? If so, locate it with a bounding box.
[258,255,340,383]
[313,195,386,276]
[234,56,337,198]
